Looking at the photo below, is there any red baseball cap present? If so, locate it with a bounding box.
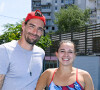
[25,10,46,25]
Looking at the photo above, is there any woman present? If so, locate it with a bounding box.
[35,40,94,90]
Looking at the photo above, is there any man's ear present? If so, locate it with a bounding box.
[22,21,25,31]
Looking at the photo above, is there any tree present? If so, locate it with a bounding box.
[0,22,21,44]
[36,35,52,50]
[0,21,52,50]
[54,4,90,33]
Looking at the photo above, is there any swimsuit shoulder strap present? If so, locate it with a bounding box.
[48,68,57,86]
[76,68,78,82]
[76,68,84,89]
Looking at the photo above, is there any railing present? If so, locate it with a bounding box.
[43,23,100,71]
[45,23,100,56]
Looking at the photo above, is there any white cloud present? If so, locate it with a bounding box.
[0,2,5,13]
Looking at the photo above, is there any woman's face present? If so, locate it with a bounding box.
[56,42,76,66]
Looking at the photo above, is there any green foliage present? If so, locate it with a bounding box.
[36,35,52,50]
[0,22,22,44]
[55,4,90,33]
[0,21,52,50]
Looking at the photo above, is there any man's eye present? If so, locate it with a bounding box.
[38,28,44,31]
[30,25,34,28]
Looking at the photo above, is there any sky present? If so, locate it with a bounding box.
[0,0,31,35]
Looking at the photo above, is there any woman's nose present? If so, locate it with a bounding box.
[64,52,69,56]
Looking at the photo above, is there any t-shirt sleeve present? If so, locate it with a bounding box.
[0,45,9,74]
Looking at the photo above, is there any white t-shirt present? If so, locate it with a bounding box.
[0,40,45,90]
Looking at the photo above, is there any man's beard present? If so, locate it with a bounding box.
[25,33,41,45]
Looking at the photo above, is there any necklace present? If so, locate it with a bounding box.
[18,41,33,76]
[28,55,33,76]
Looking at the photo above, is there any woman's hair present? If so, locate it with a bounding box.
[56,40,76,53]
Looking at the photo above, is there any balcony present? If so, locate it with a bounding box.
[32,0,41,1]
[41,9,51,12]
[45,16,51,19]
[33,4,41,8]
[41,2,52,6]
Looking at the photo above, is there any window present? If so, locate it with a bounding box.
[61,0,64,3]
[55,0,57,3]
[52,27,55,30]
[34,2,41,6]
[43,13,50,16]
[55,6,57,10]
[65,0,74,4]
[46,20,51,25]
[42,6,50,9]
[46,27,48,30]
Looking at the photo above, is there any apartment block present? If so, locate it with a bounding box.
[32,0,74,32]
[75,0,100,24]
[32,0,100,32]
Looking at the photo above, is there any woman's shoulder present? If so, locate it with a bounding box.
[42,68,58,85]
[77,68,91,77]
[76,68,94,89]
[44,68,58,74]
[37,68,57,83]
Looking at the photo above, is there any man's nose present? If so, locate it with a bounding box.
[32,27,38,34]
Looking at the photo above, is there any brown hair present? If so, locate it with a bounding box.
[56,40,76,53]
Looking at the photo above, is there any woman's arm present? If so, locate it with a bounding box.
[84,71,94,90]
[0,74,5,89]
[35,69,51,90]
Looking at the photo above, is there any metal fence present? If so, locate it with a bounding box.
[43,24,100,89]
[45,23,100,56]
[43,23,100,71]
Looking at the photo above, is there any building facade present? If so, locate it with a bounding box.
[32,0,100,32]
[75,0,100,24]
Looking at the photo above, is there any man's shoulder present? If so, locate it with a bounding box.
[2,40,17,47]
[34,45,45,52]
[0,40,18,50]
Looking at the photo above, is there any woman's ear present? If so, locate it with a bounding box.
[55,52,58,58]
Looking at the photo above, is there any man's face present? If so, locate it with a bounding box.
[22,19,44,45]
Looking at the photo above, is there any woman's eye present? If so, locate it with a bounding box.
[68,51,74,53]
[60,50,64,52]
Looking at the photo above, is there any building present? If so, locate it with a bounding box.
[32,0,100,32]
[75,0,100,24]
[32,0,74,32]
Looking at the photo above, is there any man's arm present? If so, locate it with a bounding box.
[0,74,5,90]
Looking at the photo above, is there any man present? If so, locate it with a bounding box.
[0,10,46,90]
